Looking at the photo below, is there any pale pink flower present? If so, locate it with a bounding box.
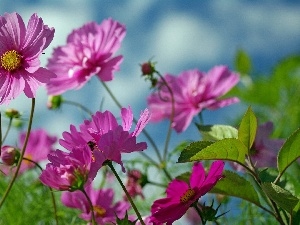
[46,18,126,95]
[60,106,150,172]
[0,128,57,175]
[150,161,224,225]
[147,66,239,132]
[0,12,56,104]
[39,145,103,191]
[61,184,130,224]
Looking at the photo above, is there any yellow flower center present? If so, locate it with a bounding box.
[93,205,106,217]
[180,188,195,203]
[0,50,22,71]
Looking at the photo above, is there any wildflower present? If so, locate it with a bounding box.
[40,145,102,191]
[147,66,239,132]
[60,106,150,172]
[0,128,56,175]
[0,12,56,104]
[18,128,57,173]
[232,121,285,171]
[46,18,126,95]
[150,161,224,224]
[61,184,130,224]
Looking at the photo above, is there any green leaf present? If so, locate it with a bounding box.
[238,107,257,151]
[210,170,261,206]
[277,128,300,175]
[178,141,214,163]
[262,182,299,213]
[178,138,247,164]
[234,49,252,75]
[197,124,238,141]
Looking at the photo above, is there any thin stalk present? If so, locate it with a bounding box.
[247,155,285,223]
[155,71,175,162]
[81,188,97,225]
[107,161,145,225]
[23,157,58,225]
[100,81,163,163]
[63,99,93,115]
[0,98,35,209]
[1,117,12,144]
[192,202,206,225]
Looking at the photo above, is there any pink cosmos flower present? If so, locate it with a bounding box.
[61,184,130,224]
[59,106,150,172]
[46,18,126,95]
[232,121,285,171]
[147,66,239,133]
[150,161,224,225]
[0,12,56,104]
[0,128,57,175]
[40,145,103,191]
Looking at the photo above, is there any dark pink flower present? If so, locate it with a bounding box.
[232,121,285,171]
[147,66,239,132]
[60,106,150,172]
[0,12,56,104]
[0,128,57,175]
[61,184,130,224]
[40,145,103,191]
[46,18,126,95]
[150,161,224,225]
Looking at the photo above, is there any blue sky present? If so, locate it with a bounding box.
[1,1,300,224]
[1,0,300,150]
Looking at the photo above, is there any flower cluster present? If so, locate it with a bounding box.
[1,10,296,225]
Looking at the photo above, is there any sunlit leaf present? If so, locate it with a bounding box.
[262,182,299,213]
[178,141,214,163]
[277,128,300,175]
[197,124,238,141]
[238,107,257,151]
[178,139,247,164]
[211,170,261,206]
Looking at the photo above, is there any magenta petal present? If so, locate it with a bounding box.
[190,162,206,189]
[121,106,133,131]
[151,201,189,224]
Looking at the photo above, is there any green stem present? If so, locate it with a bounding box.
[23,157,58,225]
[81,188,97,225]
[0,98,35,209]
[192,202,206,225]
[1,117,13,144]
[156,71,175,162]
[100,81,163,164]
[63,99,93,115]
[247,155,285,224]
[107,161,145,225]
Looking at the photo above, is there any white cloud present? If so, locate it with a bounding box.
[151,14,223,72]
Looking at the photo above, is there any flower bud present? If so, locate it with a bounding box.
[5,108,21,119]
[141,62,155,76]
[47,95,63,109]
[1,146,20,166]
